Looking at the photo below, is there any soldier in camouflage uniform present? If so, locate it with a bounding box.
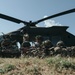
[21,33,31,57]
[34,35,44,57]
[1,35,12,49]
[54,40,66,56]
[35,35,43,48]
[41,40,53,57]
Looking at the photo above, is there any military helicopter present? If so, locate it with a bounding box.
[0,8,75,46]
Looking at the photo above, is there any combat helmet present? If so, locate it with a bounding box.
[42,40,53,48]
[56,40,65,47]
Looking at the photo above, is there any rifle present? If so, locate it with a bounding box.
[1,32,6,39]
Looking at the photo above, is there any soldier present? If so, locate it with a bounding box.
[21,33,31,56]
[22,33,31,47]
[1,35,12,49]
[30,35,43,57]
[35,35,43,48]
[54,40,65,56]
[42,40,53,57]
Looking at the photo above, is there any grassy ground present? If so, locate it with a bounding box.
[0,56,75,75]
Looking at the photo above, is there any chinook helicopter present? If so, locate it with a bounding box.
[0,8,75,47]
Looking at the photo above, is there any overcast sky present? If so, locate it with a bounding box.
[0,0,75,35]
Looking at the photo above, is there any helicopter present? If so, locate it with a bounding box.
[0,8,75,46]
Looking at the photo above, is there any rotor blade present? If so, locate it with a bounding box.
[0,13,28,24]
[35,8,75,24]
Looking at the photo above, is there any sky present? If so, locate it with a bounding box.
[0,0,75,35]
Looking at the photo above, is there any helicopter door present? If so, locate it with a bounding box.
[51,36,61,46]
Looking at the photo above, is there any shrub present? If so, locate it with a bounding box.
[4,64,16,73]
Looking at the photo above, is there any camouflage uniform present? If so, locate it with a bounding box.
[1,38,12,49]
[54,40,65,56]
[41,40,53,57]
[21,34,31,57]
[35,35,43,48]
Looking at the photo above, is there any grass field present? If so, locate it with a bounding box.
[0,56,75,75]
